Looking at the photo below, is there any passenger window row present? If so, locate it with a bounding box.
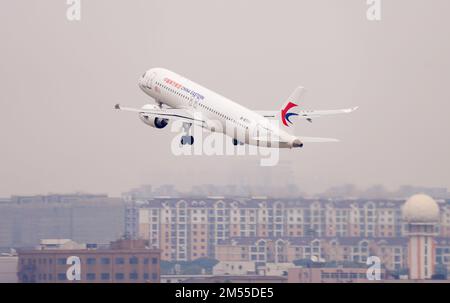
[155,81,248,130]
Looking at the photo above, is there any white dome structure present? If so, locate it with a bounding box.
[402,194,440,223]
[402,194,440,280]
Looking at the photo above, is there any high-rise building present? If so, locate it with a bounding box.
[0,254,18,283]
[0,194,125,249]
[126,196,450,275]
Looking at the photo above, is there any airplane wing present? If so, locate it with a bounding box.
[114,104,205,125]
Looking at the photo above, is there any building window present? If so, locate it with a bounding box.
[86,273,96,281]
[152,273,158,281]
[101,273,110,281]
[129,273,138,280]
[143,258,149,264]
[57,258,66,265]
[86,258,96,265]
[115,257,125,265]
[143,273,149,280]
[101,257,110,265]
[57,273,66,281]
[152,257,158,265]
[129,257,139,265]
[115,273,124,280]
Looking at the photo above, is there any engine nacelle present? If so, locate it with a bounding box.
[138,104,169,129]
[139,114,169,129]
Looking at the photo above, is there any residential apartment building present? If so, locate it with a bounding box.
[127,197,450,272]
[215,237,407,271]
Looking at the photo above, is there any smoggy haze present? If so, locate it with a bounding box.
[0,0,449,197]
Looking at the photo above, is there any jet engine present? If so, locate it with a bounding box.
[139,114,169,129]
[138,104,169,129]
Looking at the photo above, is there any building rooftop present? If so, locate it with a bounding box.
[218,237,409,246]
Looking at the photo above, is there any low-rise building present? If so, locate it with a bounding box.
[288,266,387,283]
[17,239,161,283]
[213,261,256,275]
[260,263,294,276]
[161,274,214,283]
[183,275,287,283]
[215,237,408,272]
[0,254,18,283]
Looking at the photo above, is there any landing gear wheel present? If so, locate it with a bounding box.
[181,136,194,145]
[233,139,243,146]
[180,123,194,145]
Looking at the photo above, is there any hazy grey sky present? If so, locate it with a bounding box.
[1,0,449,197]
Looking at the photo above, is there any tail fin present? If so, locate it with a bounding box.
[280,86,305,127]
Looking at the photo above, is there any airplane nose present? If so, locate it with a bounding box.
[292,138,303,148]
[139,75,146,89]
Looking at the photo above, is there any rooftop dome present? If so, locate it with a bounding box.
[402,194,440,223]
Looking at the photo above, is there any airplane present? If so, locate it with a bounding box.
[115,68,358,148]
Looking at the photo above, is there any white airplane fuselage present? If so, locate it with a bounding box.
[138,68,301,148]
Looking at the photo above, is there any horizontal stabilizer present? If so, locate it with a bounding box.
[299,137,339,143]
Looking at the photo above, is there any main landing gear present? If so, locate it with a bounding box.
[180,122,194,146]
[232,139,244,146]
[181,135,194,145]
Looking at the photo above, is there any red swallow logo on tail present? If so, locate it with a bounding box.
[281,102,299,127]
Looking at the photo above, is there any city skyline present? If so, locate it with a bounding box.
[0,183,448,200]
[1,191,450,282]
